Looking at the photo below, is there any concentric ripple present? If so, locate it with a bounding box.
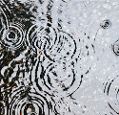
[44,29,77,62]
[31,57,83,97]
[0,23,25,50]
[8,87,56,115]
[27,23,77,62]
[112,39,119,56]
[27,23,60,61]
[26,20,80,97]
[103,75,119,114]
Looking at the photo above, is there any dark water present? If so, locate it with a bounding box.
[0,0,119,115]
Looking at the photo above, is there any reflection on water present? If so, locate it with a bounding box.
[0,0,119,115]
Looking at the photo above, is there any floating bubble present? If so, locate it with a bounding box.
[100,19,112,29]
